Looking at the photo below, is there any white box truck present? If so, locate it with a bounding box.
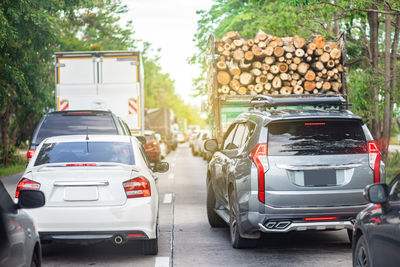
[55,51,144,135]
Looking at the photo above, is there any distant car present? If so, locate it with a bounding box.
[144,130,162,163]
[352,174,400,267]
[176,132,185,143]
[28,110,131,160]
[0,181,45,267]
[17,135,169,255]
[189,133,198,149]
[192,131,209,156]
[155,133,167,159]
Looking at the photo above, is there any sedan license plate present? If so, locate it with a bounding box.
[304,170,336,186]
[64,186,99,201]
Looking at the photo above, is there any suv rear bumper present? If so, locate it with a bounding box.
[258,220,353,233]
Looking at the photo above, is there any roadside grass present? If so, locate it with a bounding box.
[0,152,27,178]
[390,135,400,145]
[386,152,400,183]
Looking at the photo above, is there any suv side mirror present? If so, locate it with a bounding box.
[136,136,147,145]
[364,184,389,204]
[18,190,46,209]
[204,139,218,153]
[153,162,169,173]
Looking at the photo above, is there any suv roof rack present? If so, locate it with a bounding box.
[250,95,351,110]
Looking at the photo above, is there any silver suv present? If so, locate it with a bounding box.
[204,96,385,248]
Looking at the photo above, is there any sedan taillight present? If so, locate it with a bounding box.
[15,178,40,198]
[27,149,35,160]
[123,177,151,198]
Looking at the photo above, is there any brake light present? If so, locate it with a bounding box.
[304,122,326,126]
[123,177,151,198]
[27,149,35,160]
[65,163,97,167]
[303,216,339,221]
[368,141,381,183]
[66,111,93,114]
[153,141,157,145]
[249,143,269,203]
[15,178,40,198]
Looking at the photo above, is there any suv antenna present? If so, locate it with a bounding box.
[86,127,89,141]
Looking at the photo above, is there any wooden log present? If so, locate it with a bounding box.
[223,43,232,51]
[312,61,324,71]
[292,73,300,80]
[297,62,309,75]
[269,40,278,48]
[287,59,292,64]
[323,43,332,53]
[322,81,331,90]
[227,61,241,76]
[230,43,236,50]
[222,50,231,57]
[250,89,257,96]
[222,36,232,44]
[242,45,249,52]
[280,86,292,94]
[316,81,323,89]
[275,38,284,46]
[229,79,241,91]
[252,45,263,57]
[285,53,293,59]
[252,61,262,69]
[293,35,306,49]
[270,65,280,74]
[331,81,341,92]
[221,85,230,94]
[314,35,326,49]
[327,60,335,69]
[258,41,267,48]
[226,31,240,40]
[315,48,323,56]
[233,49,245,61]
[239,59,251,70]
[304,81,316,91]
[308,42,317,50]
[257,31,268,41]
[264,83,272,91]
[320,52,330,63]
[233,39,244,47]
[293,85,304,94]
[264,56,275,65]
[305,70,316,81]
[278,56,285,62]
[251,68,262,76]
[278,63,289,73]
[266,73,274,81]
[254,83,264,93]
[248,84,255,91]
[284,44,296,53]
[229,90,237,95]
[330,48,341,59]
[295,49,305,58]
[216,61,227,70]
[247,39,254,46]
[217,71,231,85]
[238,86,247,95]
[264,46,274,56]
[271,90,279,95]
[293,57,301,64]
[272,76,282,89]
[273,47,285,57]
[337,64,343,72]
[261,64,270,71]
[280,72,290,81]
[256,75,268,84]
[239,72,254,85]
[254,37,260,44]
[313,89,319,94]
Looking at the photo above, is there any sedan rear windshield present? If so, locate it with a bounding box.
[268,120,367,155]
[35,114,118,145]
[34,142,134,166]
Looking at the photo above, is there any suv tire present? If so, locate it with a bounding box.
[353,235,371,267]
[229,193,257,249]
[206,182,227,227]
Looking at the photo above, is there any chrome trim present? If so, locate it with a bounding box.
[276,163,362,171]
[258,221,353,233]
[54,181,109,186]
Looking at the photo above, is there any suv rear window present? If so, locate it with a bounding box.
[35,114,118,145]
[268,120,367,155]
[34,141,134,166]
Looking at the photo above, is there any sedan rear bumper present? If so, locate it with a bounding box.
[40,230,150,243]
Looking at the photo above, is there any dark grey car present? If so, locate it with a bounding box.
[205,96,385,248]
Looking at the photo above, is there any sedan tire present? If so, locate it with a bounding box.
[206,182,227,228]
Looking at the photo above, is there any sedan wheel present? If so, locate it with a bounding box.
[353,235,370,267]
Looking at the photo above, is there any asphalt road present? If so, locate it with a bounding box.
[1,143,352,267]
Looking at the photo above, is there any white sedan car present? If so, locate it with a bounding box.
[15,135,168,255]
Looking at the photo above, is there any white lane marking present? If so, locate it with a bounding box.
[171,163,176,168]
[155,257,169,267]
[168,173,174,179]
[163,193,173,204]
[172,157,177,161]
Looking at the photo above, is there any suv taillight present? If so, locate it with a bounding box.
[27,149,35,160]
[368,141,381,183]
[249,143,269,203]
[15,178,40,198]
[123,177,151,198]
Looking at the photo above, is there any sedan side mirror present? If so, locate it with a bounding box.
[204,139,218,153]
[364,184,389,204]
[153,162,169,173]
[136,136,147,145]
[18,190,46,209]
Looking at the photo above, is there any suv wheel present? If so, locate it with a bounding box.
[206,182,227,227]
[30,250,40,267]
[353,235,371,267]
[229,193,257,249]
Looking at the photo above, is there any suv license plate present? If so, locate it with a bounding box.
[304,170,336,186]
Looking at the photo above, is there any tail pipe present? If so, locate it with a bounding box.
[113,235,125,245]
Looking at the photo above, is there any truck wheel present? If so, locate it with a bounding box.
[229,193,257,249]
[207,182,227,228]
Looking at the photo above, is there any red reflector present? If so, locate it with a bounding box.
[368,141,379,153]
[127,233,144,238]
[27,149,35,160]
[66,111,93,114]
[303,217,340,221]
[15,178,40,198]
[65,163,97,166]
[304,122,326,126]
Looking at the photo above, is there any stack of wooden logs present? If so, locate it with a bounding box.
[214,31,344,95]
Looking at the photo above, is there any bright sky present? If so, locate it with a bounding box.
[122,0,214,106]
